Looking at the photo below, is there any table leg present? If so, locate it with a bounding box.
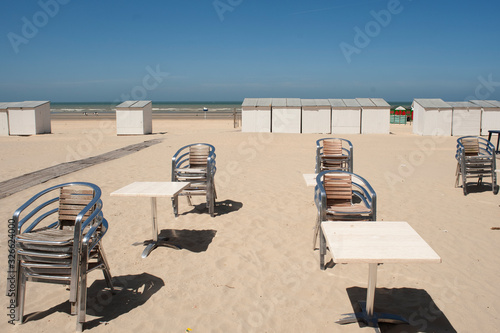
[142,197,159,258]
[366,263,377,317]
[152,197,158,242]
[142,197,181,258]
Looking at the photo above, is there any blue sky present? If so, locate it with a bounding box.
[1,0,499,102]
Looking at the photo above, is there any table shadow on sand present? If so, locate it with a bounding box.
[177,199,242,217]
[344,286,456,333]
[147,229,217,252]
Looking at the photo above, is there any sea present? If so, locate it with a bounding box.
[50,101,413,115]
[50,102,243,115]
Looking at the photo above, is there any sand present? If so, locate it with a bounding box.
[1,117,499,332]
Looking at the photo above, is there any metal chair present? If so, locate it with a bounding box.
[313,171,377,269]
[9,182,114,331]
[171,143,217,217]
[315,138,353,173]
[455,136,497,195]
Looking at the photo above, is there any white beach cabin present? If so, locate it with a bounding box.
[116,100,152,135]
[271,98,301,133]
[412,99,452,136]
[357,98,390,134]
[447,101,481,136]
[241,98,258,132]
[241,98,272,132]
[470,100,500,135]
[7,101,51,135]
[0,103,11,136]
[301,99,331,134]
[330,99,361,134]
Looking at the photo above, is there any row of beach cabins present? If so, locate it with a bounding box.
[0,100,152,136]
[1,98,500,137]
[242,98,500,136]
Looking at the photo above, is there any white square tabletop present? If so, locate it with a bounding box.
[321,221,441,264]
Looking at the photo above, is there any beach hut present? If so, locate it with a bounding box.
[115,100,152,135]
[470,100,500,135]
[447,101,481,136]
[301,99,331,134]
[392,106,407,124]
[330,99,361,134]
[241,98,272,132]
[411,99,452,136]
[357,98,390,134]
[7,101,51,135]
[0,103,11,136]
[241,98,258,132]
[271,98,301,133]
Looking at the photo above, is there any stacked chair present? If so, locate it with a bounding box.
[455,136,497,195]
[9,182,114,331]
[171,143,217,217]
[315,138,353,173]
[314,171,377,270]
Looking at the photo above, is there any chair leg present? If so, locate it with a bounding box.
[98,246,114,292]
[312,214,321,250]
[17,270,27,323]
[462,166,468,195]
[186,195,193,206]
[455,163,461,188]
[77,252,88,332]
[319,227,326,270]
[209,189,216,217]
[493,168,497,193]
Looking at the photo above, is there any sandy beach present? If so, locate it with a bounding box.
[1,116,499,332]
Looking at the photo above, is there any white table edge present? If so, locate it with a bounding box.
[110,181,191,197]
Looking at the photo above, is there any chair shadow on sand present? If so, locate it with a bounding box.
[345,286,456,333]
[461,182,498,194]
[177,199,242,217]
[23,272,164,330]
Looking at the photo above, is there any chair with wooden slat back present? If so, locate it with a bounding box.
[10,182,114,332]
[58,188,94,228]
[313,171,377,269]
[189,144,210,168]
[172,143,217,217]
[315,138,353,173]
[455,136,497,195]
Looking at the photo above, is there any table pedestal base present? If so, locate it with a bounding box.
[336,263,408,330]
[142,237,181,258]
[336,301,408,329]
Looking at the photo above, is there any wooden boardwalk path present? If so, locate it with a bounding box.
[0,139,163,199]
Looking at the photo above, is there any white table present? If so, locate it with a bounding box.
[302,173,317,187]
[320,221,441,330]
[111,181,190,258]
